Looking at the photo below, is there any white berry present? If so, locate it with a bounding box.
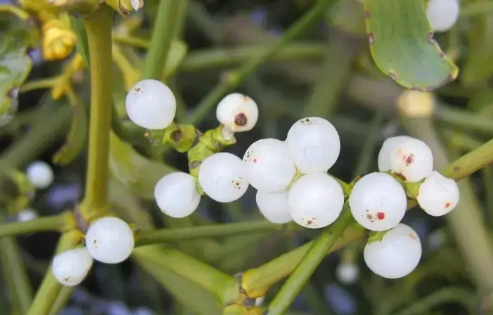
[154,172,201,218]
[199,152,249,203]
[18,208,38,222]
[390,138,434,182]
[378,136,413,172]
[417,171,459,216]
[288,173,344,229]
[243,139,296,192]
[349,172,407,232]
[364,223,422,279]
[52,247,93,286]
[256,190,292,224]
[216,93,259,133]
[85,217,135,264]
[427,0,460,33]
[125,79,176,130]
[26,161,54,189]
[286,117,340,174]
[336,263,360,285]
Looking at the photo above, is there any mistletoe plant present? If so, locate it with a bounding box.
[1,0,493,314]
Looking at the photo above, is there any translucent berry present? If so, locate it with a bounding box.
[154,172,201,218]
[336,263,360,285]
[390,138,433,182]
[286,117,340,174]
[427,0,460,33]
[199,152,249,203]
[26,161,54,189]
[216,93,259,132]
[256,190,292,224]
[417,171,459,217]
[288,173,344,229]
[18,208,38,222]
[52,247,93,286]
[378,136,413,172]
[349,172,407,231]
[243,139,296,192]
[125,79,176,130]
[85,217,135,264]
[364,223,422,279]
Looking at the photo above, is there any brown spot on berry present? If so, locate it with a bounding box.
[366,214,372,220]
[235,113,247,126]
[307,220,313,225]
[409,233,417,240]
[404,154,414,166]
[134,87,141,92]
[377,212,385,220]
[253,158,258,163]
[445,202,451,208]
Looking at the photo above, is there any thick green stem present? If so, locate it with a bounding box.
[48,287,74,315]
[79,6,114,222]
[188,0,340,125]
[135,220,282,246]
[0,211,32,314]
[403,116,493,290]
[141,0,184,79]
[26,230,80,315]
[0,212,75,238]
[267,209,352,315]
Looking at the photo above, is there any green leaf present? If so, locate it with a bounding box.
[0,13,33,126]
[134,252,222,315]
[461,4,493,87]
[163,41,188,80]
[109,132,176,199]
[70,16,90,67]
[364,0,458,90]
[52,93,88,165]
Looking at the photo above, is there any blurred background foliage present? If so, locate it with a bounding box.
[1,0,493,314]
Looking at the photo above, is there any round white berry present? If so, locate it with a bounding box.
[427,0,460,33]
[154,172,201,218]
[285,117,340,174]
[85,217,134,264]
[52,247,93,286]
[125,79,176,130]
[216,93,259,133]
[336,263,359,285]
[199,153,249,203]
[378,136,414,172]
[18,208,38,222]
[390,138,434,182]
[243,139,296,192]
[364,223,422,279]
[417,171,459,216]
[288,173,344,229]
[349,172,407,232]
[256,190,292,224]
[26,161,54,189]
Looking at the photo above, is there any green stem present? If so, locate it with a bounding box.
[141,0,184,79]
[26,230,80,315]
[394,287,476,315]
[0,212,75,238]
[79,6,114,222]
[48,287,74,315]
[188,0,339,125]
[267,209,352,315]
[132,245,239,305]
[435,105,493,135]
[113,34,149,49]
[460,2,493,17]
[135,220,282,246]
[0,211,32,314]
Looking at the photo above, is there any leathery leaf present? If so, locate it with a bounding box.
[364,0,458,91]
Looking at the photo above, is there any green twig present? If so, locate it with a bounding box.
[267,209,352,315]
[141,0,184,79]
[188,0,340,125]
[79,5,114,222]
[135,220,282,246]
[26,230,81,315]
[48,287,74,315]
[0,212,75,239]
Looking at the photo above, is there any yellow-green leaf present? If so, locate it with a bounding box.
[109,132,176,199]
[364,0,458,90]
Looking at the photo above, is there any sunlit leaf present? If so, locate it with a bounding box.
[0,12,34,126]
[109,132,176,199]
[364,0,458,90]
